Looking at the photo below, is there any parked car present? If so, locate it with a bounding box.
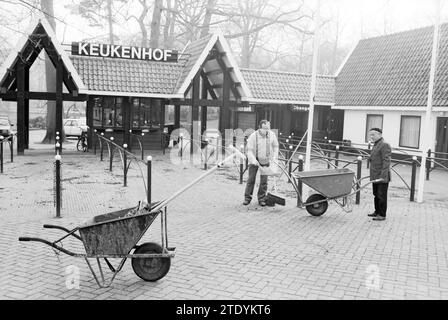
[63,118,88,137]
[0,117,13,137]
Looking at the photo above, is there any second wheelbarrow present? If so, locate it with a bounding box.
[272,163,380,216]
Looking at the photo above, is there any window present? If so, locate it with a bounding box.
[365,114,383,142]
[313,107,328,132]
[130,98,163,129]
[93,98,102,126]
[400,116,421,149]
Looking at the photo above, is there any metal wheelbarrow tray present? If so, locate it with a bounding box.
[19,203,175,288]
[273,164,377,217]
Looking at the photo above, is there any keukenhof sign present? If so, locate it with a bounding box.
[71,42,178,62]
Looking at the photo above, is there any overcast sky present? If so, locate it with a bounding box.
[1,0,448,53]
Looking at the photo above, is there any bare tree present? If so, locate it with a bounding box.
[200,0,216,38]
[215,0,312,68]
[150,0,163,47]
[126,0,151,46]
[65,0,126,44]
[40,0,58,143]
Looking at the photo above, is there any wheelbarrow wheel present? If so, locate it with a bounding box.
[132,242,171,282]
[305,194,328,216]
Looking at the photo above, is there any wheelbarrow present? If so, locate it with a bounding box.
[19,202,174,288]
[273,162,380,216]
[18,146,245,288]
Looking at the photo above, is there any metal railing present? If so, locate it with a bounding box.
[93,133,154,204]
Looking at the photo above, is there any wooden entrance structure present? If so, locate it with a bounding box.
[0,19,87,154]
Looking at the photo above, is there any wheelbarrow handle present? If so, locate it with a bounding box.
[43,224,82,241]
[18,237,79,256]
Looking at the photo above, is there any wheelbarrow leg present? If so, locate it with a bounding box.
[97,258,105,284]
[84,257,128,288]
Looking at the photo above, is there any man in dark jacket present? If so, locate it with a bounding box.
[367,128,391,221]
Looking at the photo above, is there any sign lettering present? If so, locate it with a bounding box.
[71,42,178,62]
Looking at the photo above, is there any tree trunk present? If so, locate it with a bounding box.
[138,0,150,47]
[200,0,216,38]
[331,6,340,73]
[40,0,59,144]
[107,0,114,44]
[166,0,179,47]
[241,33,251,68]
[150,0,163,48]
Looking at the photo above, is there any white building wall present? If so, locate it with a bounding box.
[342,108,439,156]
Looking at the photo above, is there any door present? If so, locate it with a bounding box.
[436,117,448,166]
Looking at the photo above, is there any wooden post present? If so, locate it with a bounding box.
[174,105,180,130]
[220,68,231,153]
[122,97,131,150]
[160,99,166,153]
[56,55,64,154]
[191,74,200,157]
[201,76,208,137]
[24,66,30,149]
[16,59,25,155]
[86,97,94,150]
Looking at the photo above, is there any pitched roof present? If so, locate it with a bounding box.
[241,68,335,104]
[0,14,86,92]
[174,34,214,93]
[336,23,448,107]
[70,55,185,97]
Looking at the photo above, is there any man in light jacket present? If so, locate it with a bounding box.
[367,127,391,221]
[243,120,279,206]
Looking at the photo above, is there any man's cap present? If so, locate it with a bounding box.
[369,127,382,134]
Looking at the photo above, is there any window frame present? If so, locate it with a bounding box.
[365,114,384,143]
[399,115,421,149]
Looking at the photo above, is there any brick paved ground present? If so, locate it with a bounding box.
[1,130,448,300]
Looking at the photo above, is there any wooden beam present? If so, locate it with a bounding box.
[215,55,240,99]
[0,91,88,101]
[200,71,218,100]
[204,69,222,77]
[170,98,235,107]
